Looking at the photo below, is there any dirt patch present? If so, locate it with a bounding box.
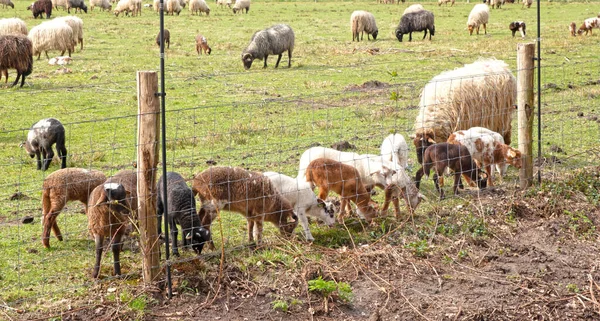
[345,80,391,92]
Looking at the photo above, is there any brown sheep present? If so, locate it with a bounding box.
[41,168,106,248]
[156,29,170,49]
[305,158,379,223]
[195,34,211,55]
[192,166,298,246]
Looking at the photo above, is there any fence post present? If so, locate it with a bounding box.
[137,71,161,283]
[517,43,535,189]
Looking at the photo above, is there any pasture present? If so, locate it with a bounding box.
[0,0,599,319]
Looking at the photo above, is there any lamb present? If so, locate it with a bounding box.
[264,171,336,242]
[489,0,504,9]
[192,166,298,245]
[305,158,379,223]
[156,29,170,49]
[467,3,489,35]
[438,0,454,6]
[577,17,600,36]
[0,18,28,36]
[232,0,249,14]
[28,0,53,19]
[195,34,211,55]
[381,168,425,219]
[54,16,84,51]
[216,0,231,8]
[22,118,67,170]
[165,0,181,15]
[41,168,106,248]
[156,172,210,256]
[87,170,137,278]
[114,0,140,16]
[0,35,32,88]
[67,0,87,13]
[569,22,577,36]
[522,0,531,8]
[447,127,522,186]
[509,21,526,38]
[416,143,487,200]
[241,24,294,70]
[350,10,378,41]
[28,20,75,60]
[0,0,14,8]
[89,0,112,11]
[380,134,409,169]
[189,0,209,15]
[403,4,424,15]
[395,9,434,42]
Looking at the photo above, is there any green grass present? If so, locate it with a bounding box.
[0,0,599,313]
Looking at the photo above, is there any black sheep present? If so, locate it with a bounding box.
[396,10,435,42]
[0,35,33,88]
[28,0,53,19]
[22,118,67,171]
[509,21,526,38]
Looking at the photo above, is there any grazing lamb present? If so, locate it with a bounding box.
[195,34,211,55]
[395,9,434,42]
[114,0,139,16]
[509,21,526,38]
[577,17,600,36]
[305,158,379,223]
[350,10,378,41]
[232,0,249,13]
[0,18,28,36]
[67,0,88,13]
[216,0,231,8]
[28,20,75,60]
[241,24,294,70]
[28,0,53,19]
[192,166,298,245]
[89,0,112,11]
[87,170,137,278]
[41,168,106,248]
[0,0,14,8]
[22,118,67,170]
[438,0,454,6]
[569,22,577,36]
[447,127,522,187]
[522,0,531,8]
[381,168,425,219]
[55,16,84,51]
[467,3,489,35]
[189,0,209,15]
[403,4,424,15]
[156,172,210,256]
[165,0,181,15]
[416,143,487,200]
[264,171,336,242]
[156,29,170,48]
[0,35,33,88]
[380,133,409,169]
[489,0,504,9]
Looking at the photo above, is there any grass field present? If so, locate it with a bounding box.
[0,0,599,317]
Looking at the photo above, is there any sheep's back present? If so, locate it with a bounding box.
[28,21,74,54]
[0,18,28,36]
[0,35,33,72]
[43,168,106,204]
[467,4,489,26]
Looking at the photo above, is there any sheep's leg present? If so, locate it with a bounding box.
[422,30,427,40]
[57,139,67,169]
[415,167,425,189]
[381,186,393,214]
[92,235,104,278]
[263,55,268,68]
[35,151,42,170]
[169,217,180,256]
[37,52,41,60]
[408,31,412,42]
[485,164,494,187]
[274,53,282,68]
[20,73,26,88]
[287,50,292,68]
[247,218,255,244]
[297,207,314,242]
[111,232,123,277]
[42,146,54,171]
[483,23,487,35]
[393,194,401,218]
[45,51,50,59]
[254,219,264,245]
[80,38,83,51]
[10,72,21,88]
[432,173,444,200]
[452,172,462,196]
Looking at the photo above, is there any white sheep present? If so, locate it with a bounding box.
[0,18,28,36]
[54,16,83,51]
[216,0,230,8]
[467,3,489,35]
[350,10,378,41]
[28,20,75,60]
[52,0,68,10]
[403,4,424,15]
[89,0,111,10]
[264,171,336,242]
[189,0,209,15]
[380,134,409,169]
[438,0,454,6]
[232,0,249,14]
[165,0,181,15]
[114,0,139,16]
[522,0,532,8]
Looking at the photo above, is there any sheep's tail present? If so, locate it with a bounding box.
[304,166,315,190]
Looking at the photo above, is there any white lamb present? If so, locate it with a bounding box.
[380,134,409,169]
[467,3,489,35]
[89,0,112,11]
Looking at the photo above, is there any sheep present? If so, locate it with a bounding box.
[156,29,170,49]
[412,58,516,186]
[41,168,106,248]
[52,0,68,10]
[54,16,84,51]
[0,18,28,36]
[241,24,294,70]
[114,0,139,16]
[509,21,526,38]
[0,0,14,8]
[89,0,112,11]
[380,134,409,169]
[28,0,53,19]
[522,0,531,8]
[350,10,378,41]
[467,3,489,35]
[178,0,185,8]
[577,17,600,36]
[403,4,424,15]
[156,172,210,256]
[489,0,504,9]
[189,0,209,15]
[87,170,137,278]
[192,166,298,245]
[447,127,522,187]
[395,9,434,42]
[264,171,336,242]
[232,0,249,14]
[416,143,487,200]
[21,118,66,170]
[381,168,425,219]
[569,22,577,37]
[67,0,87,12]
[195,34,211,55]
[216,0,231,8]
[0,35,32,88]
[438,0,454,6]
[165,0,181,15]
[305,158,379,223]
[28,20,75,60]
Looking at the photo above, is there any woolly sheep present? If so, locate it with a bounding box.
[29,0,53,19]
[41,168,106,248]
[467,3,489,35]
[380,134,409,169]
[350,10,378,41]
[395,10,434,42]
[67,0,88,13]
[52,0,68,10]
[232,0,249,14]
[114,0,139,16]
[403,4,424,15]
[0,18,28,36]
[55,16,84,50]
[166,0,181,15]
[522,0,531,8]
[189,0,209,15]
[489,0,504,9]
[216,0,231,8]
[22,118,67,170]
[0,35,33,87]
[195,34,211,55]
[28,20,74,60]
[509,21,525,38]
[438,0,454,6]
[0,0,14,8]
[89,0,112,11]
[156,29,170,48]
[241,23,294,70]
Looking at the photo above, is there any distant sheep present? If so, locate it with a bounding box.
[403,4,424,15]
[55,16,84,50]
[52,0,68,10]
[165,0,181,15]
[216,0,231,8]
[509,21,525,38]
[395,10,434,42]
[522,0,531,8]
[467,3,489,35]
[380,134,409,169]
[22,118,67,170]
[28,20,75,60]
[114,0,140,16]
[350,10,378,41]
[89,0,112,11]
[195,34,211,55]
[67,0,88,13]
[189,0,209,14]
[241,24,294,70]
[156,29,170,48]
[578,17,600,36]
[0,18,28,36]
[438,0,454,6]
[232,0,249,14]
[0,0,14,8]
[28,0,53,19]
[569,22,577,36]
[0,35,33,87]
[489,0,504,9]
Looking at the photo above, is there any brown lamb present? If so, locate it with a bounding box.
[195,34,211,55]
[156,29,170,49]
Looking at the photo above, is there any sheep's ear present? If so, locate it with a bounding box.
[507,149,516,157]
[316,198,325,208]
[185,232,192,240]
[242,53,252,60]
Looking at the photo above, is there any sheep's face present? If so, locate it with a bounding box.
[23,140,36,158]
[185,227,210,254]
[242,53,254,70]
[277,208,298,236]
[8,2,14,8]
[207,47,212,55]
[505,148,522,169]
[311,198,336,227]
[468,24,475,35]
[372,29,378,40]
[413,133,436,164]
[82,5,88,13]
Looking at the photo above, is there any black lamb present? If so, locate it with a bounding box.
[22,118,67,171]
[396,10,435,42]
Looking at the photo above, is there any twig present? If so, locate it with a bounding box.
[424,261,442,290]
[399,290,432,321]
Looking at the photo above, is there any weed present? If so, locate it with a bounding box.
[405,239,430,258]
[564,210,596,239]
[566,283,580,293]
[308,276,353,313]
[272,299,289,313]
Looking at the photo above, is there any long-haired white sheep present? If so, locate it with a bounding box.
[54,16,83,51]
[114,0,139,16]
[189,0,209,15]
[0,18,28,36]
[241,23,294,70]
[52,0,68,10]
[28,20,75,60]
[165,0,181,15]
[522,0,532,8]
[350,10,378,41]
[380,134,409,169]
[467,3,489,35]
[403,4,424,15]
[232,0,249,14]
[89,0,112,11]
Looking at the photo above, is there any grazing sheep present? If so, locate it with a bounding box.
[509,21,526,38]
[241,23,294,70]
[114,0,140,16]
[569,22,577,36]
[55,16,84,50]
[0,35,33,87]
[156,172,210,256]
[178,0,185,8]
[350,10,378,41]
[28,0,53,19]
[192,166,298,245]
[52,0,68,10]
[189,0,209,14]
[578,17,600,36]
[438,0,454,6]
[0,18,28,36]
[522,0,531,8]
[67,0,87,13]
[264,171,336,242]
[232,0,249,14]
[156,29,170,48]
[89,0,112,11]
[0,0,14,8]
[22,118,67,170]
[41,168,106,248]
[165,0,181,15]
[489,0,504,9]
[395,9,434,42]
[195,34,211,55]
[87,170,137,278]
[467,3,489,35]
[381,168,425,219]
[28,20,75,60]
[216,0,231,8]
[403,4,424,15]
[380,134,409,169]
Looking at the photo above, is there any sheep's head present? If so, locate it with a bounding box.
[372,29,378,40]
[413,133,436,164]
[276,208,298,236]
[207,46,212,55]
[185,227,210,254]
[314,198,336,227]
[241,52,254,70]
[21,140,36,158]
[82,4,88,13]
[505,147,522,169]
[7,2,14,8]
[467,24,475,35]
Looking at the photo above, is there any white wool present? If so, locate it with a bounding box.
[189,0,209,14]
[350,10,378,40]
[28,20,75,59]
[232,0,249,13]
[0,18,28,36]
[53,16,83,50]
[467,3,489,29]
[403,4,424,15]
[104,182,120,190]
[380,134,409,169]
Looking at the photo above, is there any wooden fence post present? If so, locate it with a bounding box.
[137,71,161,283]
[517,43,536,189]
